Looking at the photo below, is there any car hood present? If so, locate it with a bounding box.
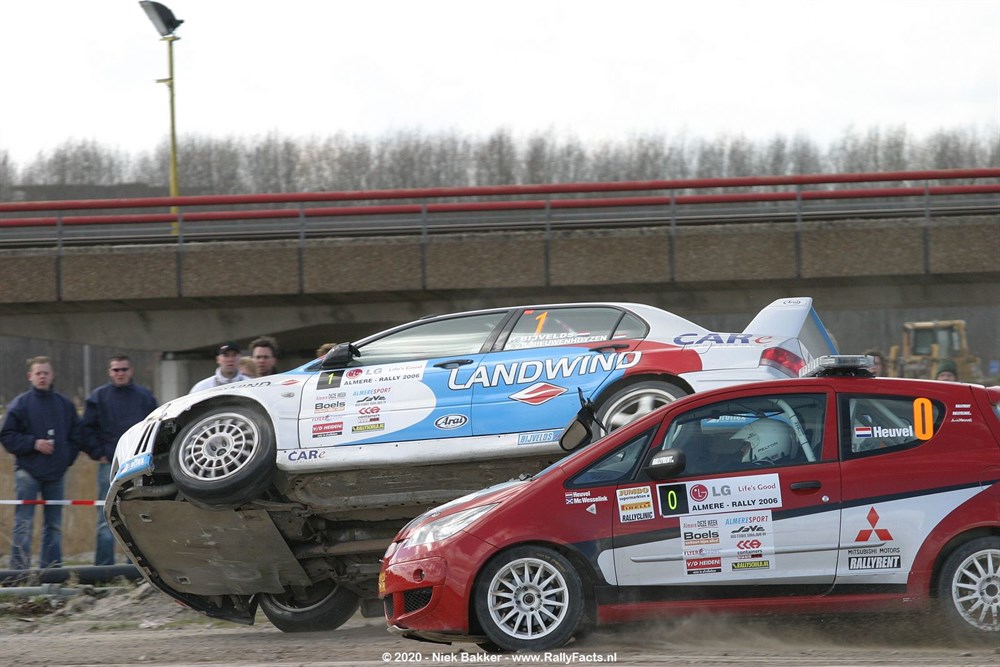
[396,477,534,538]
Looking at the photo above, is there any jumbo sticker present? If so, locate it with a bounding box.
[616,486,655,523]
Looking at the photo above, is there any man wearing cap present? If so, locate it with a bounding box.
[190,342,249,393]
[935,359,959,382]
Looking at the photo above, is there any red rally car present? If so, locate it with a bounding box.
[379,356,1000,652]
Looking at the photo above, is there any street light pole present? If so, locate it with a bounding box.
[159,34,180,199]
[139,2,184,201]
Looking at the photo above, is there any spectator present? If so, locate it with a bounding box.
[865,348,887,377]
[239,356,259,378]
[190,342,248,393]
[315,342,335,359]
[80,354,157,566]
[250,336,280,376]
[1,356,83,570]
[935,359,959,382]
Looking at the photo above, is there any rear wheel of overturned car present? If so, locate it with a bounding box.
[596,379,687,434]
[936,536,1000,636]
[474,546,584,652]
[259,580,361,632]
[168,406,276,509]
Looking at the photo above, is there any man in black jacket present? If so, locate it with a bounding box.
[1,356,83,570]
[80,354,158,565]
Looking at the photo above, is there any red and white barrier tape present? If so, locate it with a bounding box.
[0,499,104,506]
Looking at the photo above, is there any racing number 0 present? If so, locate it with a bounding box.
[913,397,934,440]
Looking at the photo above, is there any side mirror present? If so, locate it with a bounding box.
[320,342,360,369]
[559,417,593,452]
[644,448,685,481]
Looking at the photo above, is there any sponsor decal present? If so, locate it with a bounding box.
[280,379,300,385]
[658,474,782,517]
[673,333,775,346]
[447,352,641,391]
[616,486,655,523]
[517,430,560,445]
[505,332,610,350]
[115,453,153,480]
[358,406,381,415]
[356,415,381,424]
[732,560,771,570]
[353,387,391,396]
[848,555,901,570]
[509,382,567,405]
[682,511,775,577]
[565,490,609,505]
[312,422,344,437]
[315,391,347,401]
[357,395,387,403]
[352,423,386,433]
[315,400,346,413]
[227,380,272,390]
[434,414,469,430]
[685,557,722,575]
[288,448,329,461]
[855,507,893,542]
[845,508,903,572]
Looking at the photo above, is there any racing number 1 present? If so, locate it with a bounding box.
[534,311,548,335]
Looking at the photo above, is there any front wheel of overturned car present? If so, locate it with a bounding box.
[259,581,361,632]
[474,546,584,652]
[936,536,1000,636]
[596,380,687,435]
[168,405,276,509]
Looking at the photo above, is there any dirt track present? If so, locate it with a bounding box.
[1,583,996,667]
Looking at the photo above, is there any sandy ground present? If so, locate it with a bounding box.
[1,582,997,667]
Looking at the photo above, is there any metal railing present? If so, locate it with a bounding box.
[1,168,998,248]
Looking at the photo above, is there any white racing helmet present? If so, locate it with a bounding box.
[730,418,795,464]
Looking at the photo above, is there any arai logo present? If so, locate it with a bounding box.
[434,414,468,430]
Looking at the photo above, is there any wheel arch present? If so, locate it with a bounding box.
[593,373,694,406]
[156,395,274,457]
[466,539,601,636]
[929,526,1000,599]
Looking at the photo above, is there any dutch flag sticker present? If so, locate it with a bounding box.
[854,426,873,438]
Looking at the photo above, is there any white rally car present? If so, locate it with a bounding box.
[106,297,836,631]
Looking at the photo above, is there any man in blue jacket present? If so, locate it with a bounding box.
[80,353,158,566]
[1,356,83,570]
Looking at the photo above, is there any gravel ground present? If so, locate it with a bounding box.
[1,581,997,667]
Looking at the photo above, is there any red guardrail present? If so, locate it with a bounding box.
[1,168,998,230]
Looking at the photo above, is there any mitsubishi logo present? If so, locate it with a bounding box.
[509,382,567,406]
[855,507,894,542]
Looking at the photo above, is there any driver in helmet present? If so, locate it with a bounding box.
[729,417,796,467]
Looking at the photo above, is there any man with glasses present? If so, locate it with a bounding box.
[80,354,157,566]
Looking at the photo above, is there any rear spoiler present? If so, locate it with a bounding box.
[743,297,839,358]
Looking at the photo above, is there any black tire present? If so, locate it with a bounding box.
[259,580,361,632]
[168,405,276,509]
[596,380,687,435]
[936,536,1000,635]
[474,546,584,652]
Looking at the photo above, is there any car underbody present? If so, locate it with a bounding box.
[107,447,565,626]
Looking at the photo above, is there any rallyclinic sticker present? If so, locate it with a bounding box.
[616,486,655,523]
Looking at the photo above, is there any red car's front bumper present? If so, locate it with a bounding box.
[380,532,497,638]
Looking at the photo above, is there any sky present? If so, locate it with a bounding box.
[1,0,998,166]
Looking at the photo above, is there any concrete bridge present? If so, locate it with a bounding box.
[2,169,998,400]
